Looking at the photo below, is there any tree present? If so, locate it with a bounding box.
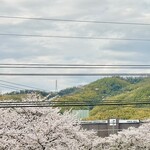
[0,95,97,150]
[94,120,150,150]
[0,94,149,150]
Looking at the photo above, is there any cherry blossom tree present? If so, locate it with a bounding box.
[94,121,150,150]
[0,95,98,150]
[0,94,149,150]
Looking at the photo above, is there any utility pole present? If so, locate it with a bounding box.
[0,90,2,98]
[55,80,58,93]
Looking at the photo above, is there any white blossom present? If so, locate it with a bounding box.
[0,95,97,150]
[94,121,150,150]
[0,95,149,150]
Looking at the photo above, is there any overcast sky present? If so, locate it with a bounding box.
[0,0,150,93]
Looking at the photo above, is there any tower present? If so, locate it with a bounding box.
[55,80,58,93]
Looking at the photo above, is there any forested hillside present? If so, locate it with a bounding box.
[88,77,150,120]
[58,77,150,120]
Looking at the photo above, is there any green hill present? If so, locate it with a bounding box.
[58,77,150,120]
[59,77,130,102]
[1,77,150,120]
[88,77,150,120]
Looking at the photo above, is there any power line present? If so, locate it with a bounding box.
[0,63,150,68]
[0,83,25,90]
[0,99,149,103]
[0,84,19,91]
[0,83,42,91]
[0,64,150,66]
[0,33,150,42]
[0,100,148,104]
[0,101,149,108]
[0,15,150,26]
[0,73,149,76]
[1,66,150,69]
[0,80,46,91]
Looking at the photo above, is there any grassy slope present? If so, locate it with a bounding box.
[88,77,150,120]
[60,77,130,102]
[58,77,131,111]
[0,94,27,101]
[58,77,150,120]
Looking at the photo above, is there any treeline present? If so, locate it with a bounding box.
[3,86,81,100]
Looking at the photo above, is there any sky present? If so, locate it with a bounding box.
[0,0,150,93]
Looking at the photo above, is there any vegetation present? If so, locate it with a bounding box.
[0,94,27,101]
[59,77,130,102]
[1,87,80,101]
[1,77,150,120]
[0,95,149,150]
[58,87,81,96]
[0,96,97,150]
[57,77,150,120]
[97,121,150,150]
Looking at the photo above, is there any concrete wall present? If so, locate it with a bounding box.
[82,122,108,137]
[81,119,141,137]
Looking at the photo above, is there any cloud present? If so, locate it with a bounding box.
[0,0,150,92]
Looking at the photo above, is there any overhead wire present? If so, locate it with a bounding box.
[0,84,19,91]
[0,100,149,108]
[0,99,149,103]
[1,66,150,69]
[0,16,149,108]
[0,80,46,91]
[0,73,149,76]
[0,15,150,26]
[1,64,150,66]
[0,33,150,42]
[0,82,25,90]
[0,16,149,91]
